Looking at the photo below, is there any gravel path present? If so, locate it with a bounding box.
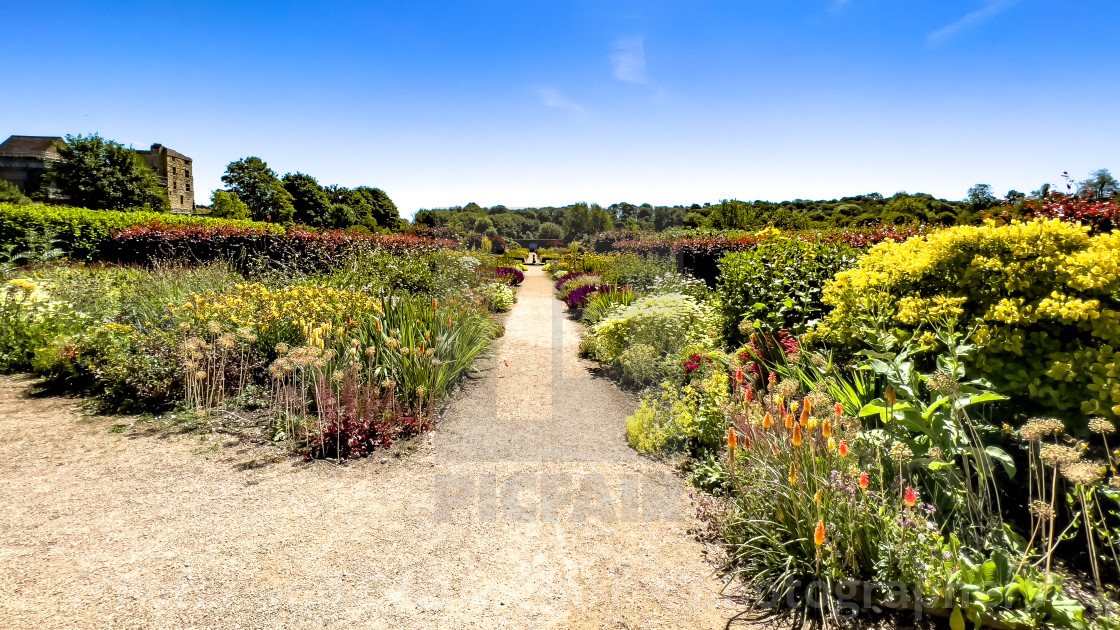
[0,266,737,629]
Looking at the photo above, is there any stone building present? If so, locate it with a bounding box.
[137,143,195,212]
[0,135,195,212]
[0,135,64,195]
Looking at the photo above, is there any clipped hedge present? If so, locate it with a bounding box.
[0,203,281,260]
[1,204,457,272]
[811,218,1120,422]
[717,236,860,343]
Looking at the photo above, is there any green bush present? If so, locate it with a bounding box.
[583,292,720,365]
[717,236,859,344]
[479,282,515,312]
[810,219,1120,422]
[581,287,637,325]
[626,358,730,452]
[0,203,282,260]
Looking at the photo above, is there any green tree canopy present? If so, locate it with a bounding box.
[208,190,251,219]
[0,180,31,205]
[221,157,294,223]
[1079,169,1118,199]
[537,222,563,239]
[47,134,169,211]
[966,183,998,210]
[282,172,331,226]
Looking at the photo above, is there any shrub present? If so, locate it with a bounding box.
[493,266,524,285]
[583,292,720,365]
[581,287,637,325]
[598,253,675,291]
[0,202,281,260]
[558,274,602,300]
[479,282,515,312]
[811,219,1120,422]
[717,236,860,344]
[0,278,86,372]
[625,356,730,452]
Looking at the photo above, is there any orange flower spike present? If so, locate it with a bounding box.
[822,419,832,439]
[734,367,744,384]
[885,385,897,406]
[769,372,778,385]
[904,486,919,508]
[788,462,798,484]
[859,471,869,489]
[814,520,826,547]
[728,426,738,452]
[744,387,754,403]
[805,398,813,414]
[799,403,809,426]
[792,423,803,447]
[785,414,795,429]
[834,402,843,417]
[762,412,773,429]
[838,440,850,458]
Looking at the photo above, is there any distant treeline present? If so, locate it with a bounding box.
[413,191,994,242]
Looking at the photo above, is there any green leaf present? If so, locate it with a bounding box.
[950,606,966,630]
[986,446,1017,478]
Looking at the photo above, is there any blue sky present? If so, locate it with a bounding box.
[2,1,1117,217]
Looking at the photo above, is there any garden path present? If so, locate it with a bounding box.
[0,266,738,629]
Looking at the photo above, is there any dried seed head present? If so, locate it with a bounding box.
[179,322,192,331]
[927,447,944,461]
[195,370,208,381]
[217,333,237,349]
[275,342,290,355]
[1040,444,1082,466]
[1110,477,1120,489]
[1089,417,1116,435]
[207,320,221,334]
[1021,417,1065,442]
[1061,460,1105,486]
[331,370,345,382]
[1029,500,1055,519]
[889,442,914,462]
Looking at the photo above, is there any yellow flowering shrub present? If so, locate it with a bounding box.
[811,219,1120,419]
[177,283,383,338]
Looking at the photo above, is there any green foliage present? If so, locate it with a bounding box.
[583,292,720,365]
[209,190,251,219]
[221,156,295,223]
[812,219,1120,422]
[282,172,332,226]
[597,253,675,292]
[0,202,282,260]
[47,134,169,211]
[537,222,563,239]
[717,236,859,342]
[479,282,515,312]
[626,362,730,452]
[0,180,31,205]
[581,287,637,325]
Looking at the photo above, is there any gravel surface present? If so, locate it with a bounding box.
[0,266,742,629]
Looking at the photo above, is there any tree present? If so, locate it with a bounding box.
[473,216,493,233]
[282,172,331,226]
[209,190,251,219]
[0,180,31,205]
[588,203,614,234]
[221,157,294,223]
[1005,190,1026,205]
[1079,169,1118,199]
[966,183,998,210]
[537,222,563,239]
[563,202,591,241]
[46,134,169,211]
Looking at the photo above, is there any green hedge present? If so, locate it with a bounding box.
[0,203,283,260]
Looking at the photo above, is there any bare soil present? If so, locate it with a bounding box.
[0,266,741,629]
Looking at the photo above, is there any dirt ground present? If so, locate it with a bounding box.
[0,266,744,629]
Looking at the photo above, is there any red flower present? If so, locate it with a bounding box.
[769,372,778,384]
[904,486,919,508]
[834,402,843,417]
[859,472,869,489]
[838,440,850,457]
[744,387,754,403]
